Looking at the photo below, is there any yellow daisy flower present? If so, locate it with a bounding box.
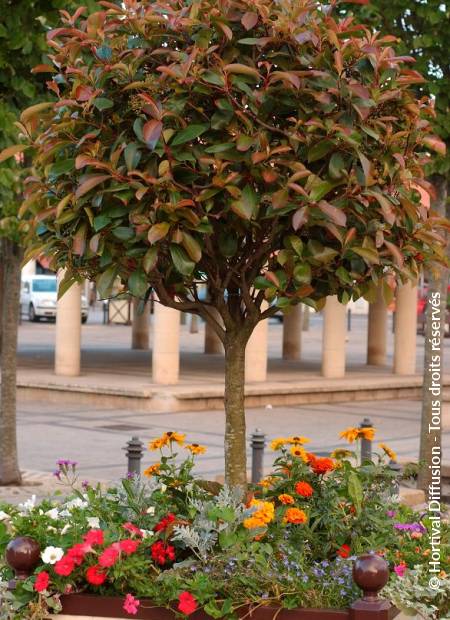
[162,431,186,446]
[379,443,397,461]
[286,436,311,445]
[330,449,354,460]
[185,443,207,455]
[290,445,308,461]
[143,463,161,477]
[271,438,287,451]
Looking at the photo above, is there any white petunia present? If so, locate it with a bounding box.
[0,511,10,521]
[41,546,64,565]
[146,506,155,515]
[65,497,88,510]
[141,530,154,539]
[87,517,100,529]
[60,523,71,535]
[45,508,59,520]
[18,495,37,514]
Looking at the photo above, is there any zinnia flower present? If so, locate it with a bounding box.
[310,457,335,475]
[185,443,207,455]
[295,482,313,497]
[394,563,407,577]
[123,594,140,615]
[143,463,161,477]
[34,571,50,593]
[337,544,351,558]
[379,443,397,461]
[278,494,295,505]
[178,592,198,615]
[86,565,107,586]
[283,508,307,524]
[41,546,64,565]
[244,500,275,528]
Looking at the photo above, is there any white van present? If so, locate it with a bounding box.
[20,275,89,323]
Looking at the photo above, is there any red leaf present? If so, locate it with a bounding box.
[292,207,308,230]
[143,120,163,150]
[75,174,110,199]
[241,12,258,30]
[75,85,94,102]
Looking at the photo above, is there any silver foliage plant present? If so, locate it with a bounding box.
[172,486,245,562]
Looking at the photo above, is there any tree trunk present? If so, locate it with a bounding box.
[0,240,4,353]
[0,238,22,485]
[282,304,302,360]
[131,297,150,350]
[205,308,223,354]
[417,174,448,491]
[224,332,247,489]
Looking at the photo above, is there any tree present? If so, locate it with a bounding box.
[340,0,449,491]
[10,0,447,487]
[0,0,97,484]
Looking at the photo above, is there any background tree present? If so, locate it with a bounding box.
[0,0,96,485]
[340,0,449,491]
[11,0,446,487]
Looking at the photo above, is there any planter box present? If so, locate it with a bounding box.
[50,594,400,620]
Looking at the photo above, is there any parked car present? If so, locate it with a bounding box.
[20,275,89,323]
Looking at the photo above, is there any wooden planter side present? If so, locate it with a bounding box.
[59,594,399,620]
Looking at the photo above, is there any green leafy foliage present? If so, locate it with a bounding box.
[10,0,447,322]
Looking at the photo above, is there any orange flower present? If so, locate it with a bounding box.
[244,500,275,529]
[148,437,167,451]
[271,438,287,451]
[258,477,275,488]
[283,508,307,525]
[339,427,376,444]
[278,494,295,505]
[162,431,186,446]
[378,443,397,461]
[310,457,335,475]
[185,443,206,455]
[294,481,313,497]
[143,463,161,477]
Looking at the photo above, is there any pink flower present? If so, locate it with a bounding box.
[123,593,140,615]
[99,546,120,567]
[394,563,407,578]
[119,539,140,555]
[84,529,104,546]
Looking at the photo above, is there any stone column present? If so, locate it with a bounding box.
[322,295,346,378]
[55,271,82,376]
[205,309,223,354]
[394,281,418,375]
[282,304,302,360]
[245,317,268,382]
[152,303,180,384]
[131,298,150,350]
[367,285,387,366]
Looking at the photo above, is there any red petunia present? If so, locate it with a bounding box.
[67,543,89,566]
[178,592,197,615]
[99,546,120,567]
[34,571,50,593]
[154,513,176,532]
[119,539,140,555]
[151,540,175,565]
[54,555,75,576]
[337,544,351,559]
[84,529,104,546]
[294,481,314,497]
[86,564,107,586]
[123,522,143,537]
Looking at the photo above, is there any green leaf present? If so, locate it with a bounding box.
[96,265,118,298]
[57,272,77,300]
[93,97,114,111]
[148,222,170,244]
[94,214,112,231]
[205,143,234,153]
[336,266,353,285]
[348,471,363,515]
[170,244,195,275]
[201,71,225,86]
[128,269,148,298]
[49,159,75,178]
[124,143,141,171]
[328,153,345,179]
[231,184,259,220]
[293,263,311,284]
[309,180,337,202]
[352,246,380,264]
[171,124,209,146]
[182,232,202,262]
[113,226,134,241]
[143,247,158,273]
[219,530,238,549]
[307,140,334,163]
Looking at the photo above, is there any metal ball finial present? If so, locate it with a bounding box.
[5,537,41,588]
